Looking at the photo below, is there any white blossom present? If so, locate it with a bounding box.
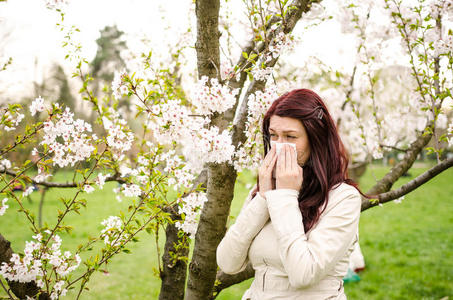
[0,159,11,172]
[251,67,273,81]
[112,69,128,100]
[53,280,65,292]
[394,195,404,204]
[0,198,8,216]
[191,76,239,115]
[183,126,236,170]
[268,32,294,60]
[100,216,129,246]
[23,186,35,197]
[34,169,52,183]
[220,61,236,81]
[83,185,95,194]
[176,192,208,237]
[36,279,45,288]
[122,183,141,197]
[30,96,45,116]
[102,111,134,160]
[448,121,453,147]
[234,86,278,171]
[2,110,24,132]
[95,173,108,189]
[0,232,79,287]
[45,0,68,9]
[41,107,95,168]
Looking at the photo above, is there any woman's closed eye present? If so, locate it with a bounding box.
[270,134,297,140]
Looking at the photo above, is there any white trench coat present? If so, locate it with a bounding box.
[217,183,361,300]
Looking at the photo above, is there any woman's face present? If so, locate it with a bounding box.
[269,115,311,166]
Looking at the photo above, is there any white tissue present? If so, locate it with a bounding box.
[271,141,297,156]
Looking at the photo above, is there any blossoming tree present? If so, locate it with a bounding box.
[0,0,452,299]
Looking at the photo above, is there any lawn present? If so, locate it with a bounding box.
[0,164,452,299]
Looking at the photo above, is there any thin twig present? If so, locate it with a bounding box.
[379,144,408,153]
[0,278,15,300]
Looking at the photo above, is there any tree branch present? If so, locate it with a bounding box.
[211,263,254,300]
[362,128,433,211]
[225,0,320,123]
[232,0,318,147]
[364,156,453,209]
[0,169,126,188]
[379,143,408,153]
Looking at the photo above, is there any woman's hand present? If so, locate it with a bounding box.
[276,144,303,191]
[258,146,277,197]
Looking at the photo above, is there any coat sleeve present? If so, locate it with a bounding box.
[216,191,269,274]
[264,186,361,288]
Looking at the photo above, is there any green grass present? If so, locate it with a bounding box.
[344,165,453,300]
[1,165,452,299]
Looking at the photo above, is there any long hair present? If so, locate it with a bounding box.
[259,89,361,232]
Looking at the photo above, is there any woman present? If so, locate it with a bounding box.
[217,89,363,299]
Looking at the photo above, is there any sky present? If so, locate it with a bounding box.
[0,0,419,103]
[0,0,194,99]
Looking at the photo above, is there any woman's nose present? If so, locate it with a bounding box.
[277,136,286,143]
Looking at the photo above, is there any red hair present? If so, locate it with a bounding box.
[259,89,361,232]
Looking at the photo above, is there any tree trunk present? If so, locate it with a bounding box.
[0,234,50,300]
[185,0,224,299]
[185,163,237,300]
[159,206,189,300]
[159,168,207,300]
[194,0,220,80]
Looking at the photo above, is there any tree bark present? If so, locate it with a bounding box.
[158,206,189,300]
[194,0,220,80]
[0,234,50,300]
[211,263,254,299]
[185,163,237,300]
[159,169,207,300]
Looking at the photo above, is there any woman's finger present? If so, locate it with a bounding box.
[263,146,276,167]
[270,149,278,175]
[290,145,297,171]
[285,144,292,171]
